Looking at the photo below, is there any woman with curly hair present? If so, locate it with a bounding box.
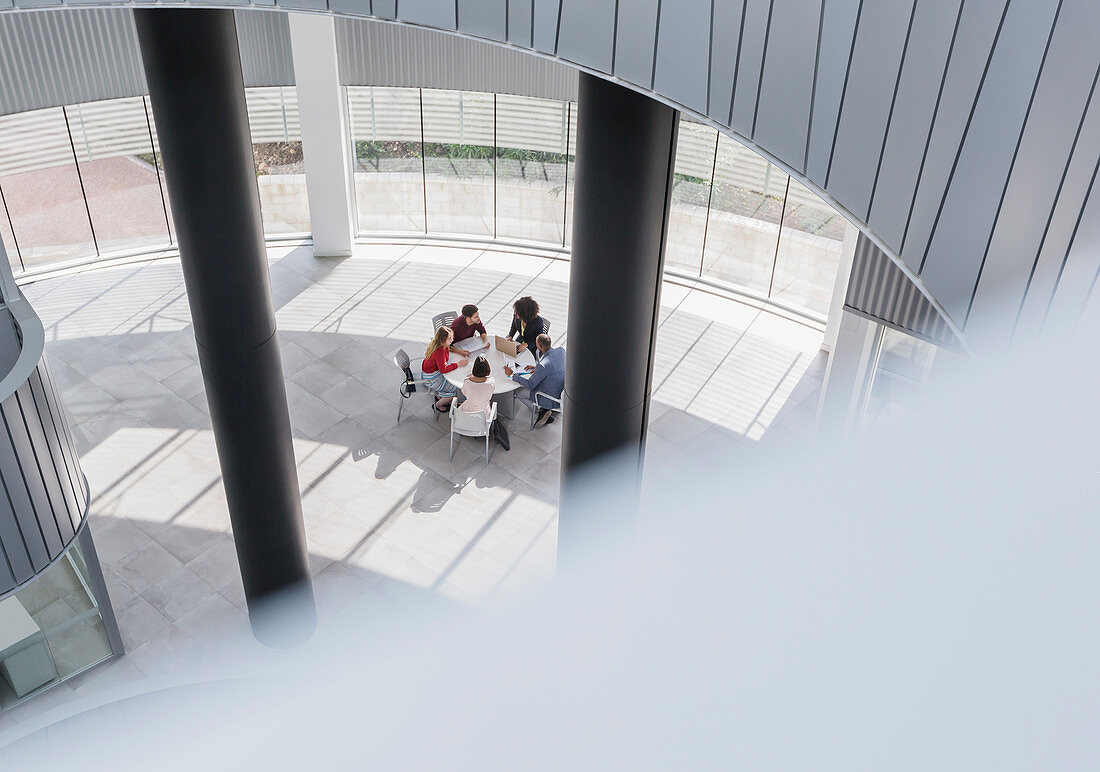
[507,296,548,356]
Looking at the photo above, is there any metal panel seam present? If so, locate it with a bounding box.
[916,0,1010,274]
[1011,58,1100,339]
[964,0,1063,328]
[899,0,965,255]
[865,0,917,219]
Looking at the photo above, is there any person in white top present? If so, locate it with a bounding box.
[460,356,496,416]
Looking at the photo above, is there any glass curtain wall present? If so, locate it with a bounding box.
[0,185,19,274]
[861,327,939,431]
[563,103,577,247]
[1,543,114,710]
[144,96,176,242]
[0,107,98,270]
[0,90,310,274]
[246,87,310,235]
[703,132,790,296]
[344,86,846,318]
[495,94,570,244]
[0,87,848,319]
[347,86,425,232]
[66,97,172,255]
[772,177,845,315]
[421,89,495,237]
[667,118,716,273]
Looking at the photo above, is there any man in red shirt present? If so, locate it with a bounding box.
[450,304,488,354]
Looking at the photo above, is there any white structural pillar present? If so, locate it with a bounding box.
[821,220,860,354]
[289,12,355,257]
[817,309,883,438]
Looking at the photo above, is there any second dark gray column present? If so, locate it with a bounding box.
[560,74,678,551]
[135,9,314,644]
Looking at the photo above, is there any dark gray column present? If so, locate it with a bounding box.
[135,9,314,645]
[560,74,678,549]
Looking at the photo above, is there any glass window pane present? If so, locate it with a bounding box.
[246,87,310,235]
[66,98,171,256]
[770,176,845,315]
[0,107,97,269]
[563,103,577,247]
[348,86,425,233]
[495,94,569,245]
[701,133,786,295]
[421,89,495,237]
[144,98,176,243]
[0,184,21,273]
[47,616,112,680]
[667,118,716,274]
[3,548,112,707]
[863,327,938,431]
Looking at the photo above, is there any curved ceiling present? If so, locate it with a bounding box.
[2,0,1095,354]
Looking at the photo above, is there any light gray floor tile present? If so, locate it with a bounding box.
[278,339,315,375]
[90,518,155,565]
[312,416,376,450]
[354,395,407,435]
[186,540,241,591]
[113,542,185,594]
[318,377,375,417]
[154,524,229,565]
[100,565,138,608]
[380,417,448,457]
[414,434,484,482]
[522,454,561,501]
[490,433,551,479]
[142,565,218,622]
[312,561,374,614]
[290,358,350,396]
[173,595,249,654]
[218,574,248,611]
[517,418,563,453]
[124,624,207,678]
[161,370,206,402]
[115,595,172,651]
[322,339,377,377]
[648,408,713,447]
[69,656,145,697]
[288,397,346,439]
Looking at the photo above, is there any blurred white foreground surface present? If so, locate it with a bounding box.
[2,321,1098,770]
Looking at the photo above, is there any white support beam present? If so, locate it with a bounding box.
[821,220,860,354]
[289,13,355,257]
[817,309,882,438]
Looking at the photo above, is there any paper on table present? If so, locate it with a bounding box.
[455,336,490,354]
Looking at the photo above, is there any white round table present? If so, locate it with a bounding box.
[444,337,537,418]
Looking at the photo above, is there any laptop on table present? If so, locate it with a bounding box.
[494,335,520,357]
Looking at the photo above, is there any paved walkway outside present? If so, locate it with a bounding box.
[0,239,825,731]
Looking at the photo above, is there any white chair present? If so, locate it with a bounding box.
[450,400,497,465]
[529,391,563,429]
[432,311,458,332]
[392,348,441,423]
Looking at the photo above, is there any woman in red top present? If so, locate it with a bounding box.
[422,326,468,411]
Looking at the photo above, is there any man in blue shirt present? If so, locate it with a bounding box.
[504,334,565,428]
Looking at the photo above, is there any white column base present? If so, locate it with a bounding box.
[289,13,356,258]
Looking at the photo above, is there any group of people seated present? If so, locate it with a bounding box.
[421,296,564,429]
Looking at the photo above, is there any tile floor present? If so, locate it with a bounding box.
[0,239,826,733]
